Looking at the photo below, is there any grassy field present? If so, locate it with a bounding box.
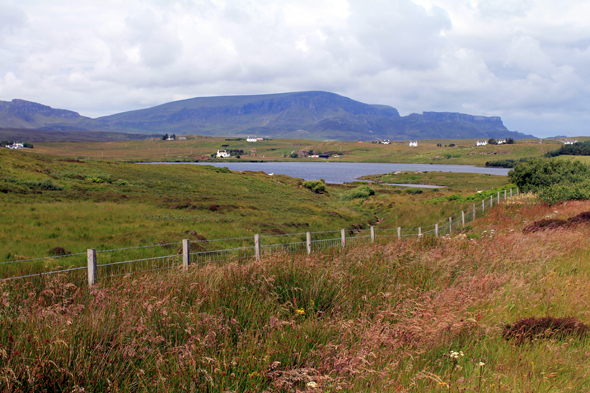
[3,137,590,391]
[1,196,590,391]
[26,136,563,165]
[0,149,513,278]
[359,171,509,192]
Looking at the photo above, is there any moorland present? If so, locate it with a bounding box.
[1,136,590,391]
[25,135,577,166]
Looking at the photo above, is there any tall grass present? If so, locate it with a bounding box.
[1,198,590,391]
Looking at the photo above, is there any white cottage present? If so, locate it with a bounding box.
[409,141,418,147]
[5,142,24,149]
[476,141,487,146]
[216,150,231,158]
[246,136,258,142]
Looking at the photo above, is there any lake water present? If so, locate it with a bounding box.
[146,162,510,185]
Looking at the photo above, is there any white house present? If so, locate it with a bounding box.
[382,140,390,145]
[497,139,507,145]
[409,141,418,147]
[246,136,258,142]
[5,142,24,149]
[476,141,487,146]
[563,140,577,145]
[166,135,175,141]
[216,150,231,158]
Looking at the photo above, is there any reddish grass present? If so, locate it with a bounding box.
[1,199,590,391]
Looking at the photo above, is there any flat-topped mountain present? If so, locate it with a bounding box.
[0,92,534,140]
[0,99,90,129]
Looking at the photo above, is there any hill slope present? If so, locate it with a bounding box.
[0,92,534,141]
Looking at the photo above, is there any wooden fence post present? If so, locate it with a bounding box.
[435,223,439,237]
[87,249,97,287]
[254,234,261,260]
[418,227,422,238]
[510,188,513,197]
[482,199,485,212]
[490,195,493,208]
[397,227,401,239]
[517,188,519,196]
[370,226,375,243]
[473,204,476,220]
[306,232,312,254]
[497,191,500,204]
[461,211,465,226]
[182,239,190,269]
[341,229,346,248]
[449,217,452,234]
[504,189,507,200]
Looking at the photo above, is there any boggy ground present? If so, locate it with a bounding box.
[1,197,590,391]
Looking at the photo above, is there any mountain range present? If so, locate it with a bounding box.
[0,91,534,141]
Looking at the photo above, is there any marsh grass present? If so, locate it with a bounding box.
[1,149,514,278]
[1,199,590,391]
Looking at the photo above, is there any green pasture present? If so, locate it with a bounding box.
[0,148,513,277]
[28,136,558,165]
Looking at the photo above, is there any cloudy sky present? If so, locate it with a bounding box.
[2,0,590,137]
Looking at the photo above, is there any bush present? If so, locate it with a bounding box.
[303,180,326,194]
[343,185,375,201]
[485,158,531,168]
[405,188,423,195]
[538,179,590,205]
[508,158,590,193]
[22,179,63,191]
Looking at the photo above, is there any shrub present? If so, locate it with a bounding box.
[303,180,326,194]
[343,185,375,201]
[22,179,63,191]
[485,158,531,168]
[508,158,589,193]
[538,179,590,205]
[405,188,423,195]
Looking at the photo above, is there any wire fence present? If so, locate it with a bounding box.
[0,188,519,289]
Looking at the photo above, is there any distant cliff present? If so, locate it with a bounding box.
[0,99,89,129]
[0,92,534,141]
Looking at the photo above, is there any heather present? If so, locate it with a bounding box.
[2,197,590,391]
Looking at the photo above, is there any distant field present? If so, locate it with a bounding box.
[0,149,512,274]
[25,136,562,166]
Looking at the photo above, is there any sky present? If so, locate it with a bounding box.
[2,0,590,138]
